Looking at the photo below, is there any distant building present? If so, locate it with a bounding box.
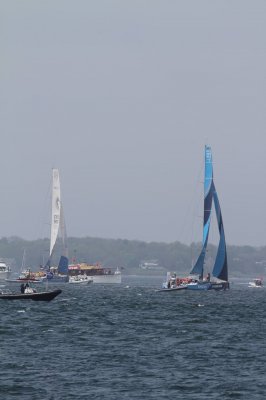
[139,260,163,271]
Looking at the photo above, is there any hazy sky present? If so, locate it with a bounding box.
[1,1,265,246]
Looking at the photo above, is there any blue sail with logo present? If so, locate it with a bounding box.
[188,146,229,290]
[190,145,214,279]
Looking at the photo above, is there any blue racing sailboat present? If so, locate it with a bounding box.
[186,146,229,291]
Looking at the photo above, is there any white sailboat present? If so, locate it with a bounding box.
[40,168,69,283]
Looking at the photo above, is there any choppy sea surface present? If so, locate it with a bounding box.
[1,276,266,400]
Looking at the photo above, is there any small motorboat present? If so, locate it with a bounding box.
[248,278,263,288]
[0,288,62,301]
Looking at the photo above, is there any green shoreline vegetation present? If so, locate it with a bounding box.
[1,236,265,279]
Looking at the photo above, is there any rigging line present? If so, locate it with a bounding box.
[190,157,205,245]
[180,154,204,259]
[189,158,206,264]
[178,155,204,249]
[33,172,53,241]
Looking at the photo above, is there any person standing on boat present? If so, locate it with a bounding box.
[24,282,30,293]
[20,283,25,293]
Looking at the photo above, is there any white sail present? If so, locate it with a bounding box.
[49,168,61,257]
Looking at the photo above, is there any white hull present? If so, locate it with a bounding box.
[69,276,93,284]
[0,271,11,281]
[0,262,11,281]
[248,283,263,288]
[248,279,263,288]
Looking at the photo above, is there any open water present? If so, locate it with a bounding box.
[1,276,266,400]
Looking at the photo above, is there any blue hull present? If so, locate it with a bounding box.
[211,282,229,291]
[157,286,187,292]
[187,281,229,291]
[187,282,212,290]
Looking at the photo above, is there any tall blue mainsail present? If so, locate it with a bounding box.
[212,185,228,281]
[190,146,214,279]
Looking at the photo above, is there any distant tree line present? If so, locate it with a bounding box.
[0,236,265,278]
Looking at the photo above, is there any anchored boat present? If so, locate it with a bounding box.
[68,264,122,284]
[0,261,11,281]
[68,275,93,284]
